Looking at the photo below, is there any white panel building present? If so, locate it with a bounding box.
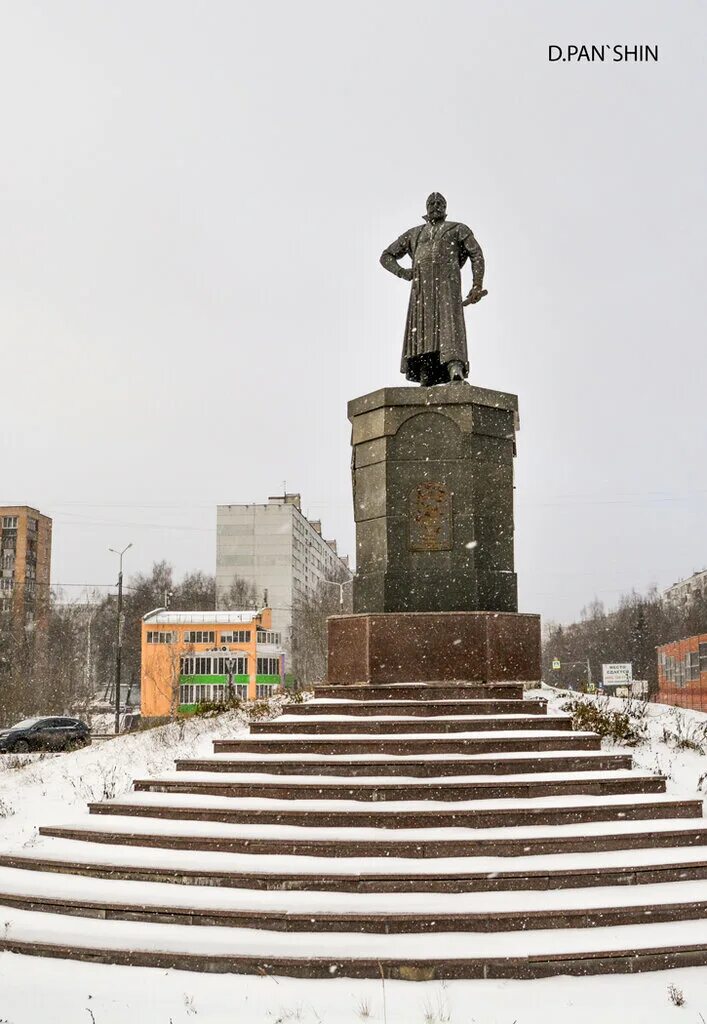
[664,569,707,609]
[216,493,351,656]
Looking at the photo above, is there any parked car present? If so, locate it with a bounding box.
[0,717,91,754]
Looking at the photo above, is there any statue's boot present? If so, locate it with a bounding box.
[447,360,466,382]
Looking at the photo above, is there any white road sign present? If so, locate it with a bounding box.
[602,663,633,685]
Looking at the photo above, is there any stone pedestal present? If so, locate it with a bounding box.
[326,611,541,685]
[349,383,519,614]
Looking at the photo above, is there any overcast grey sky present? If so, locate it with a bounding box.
[1,0,705,622]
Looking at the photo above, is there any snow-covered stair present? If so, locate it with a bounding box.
[0,681,706,979]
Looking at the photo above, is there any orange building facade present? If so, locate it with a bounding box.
[657,635,707,712]
[140,607,284,718]
[0,505,52,628]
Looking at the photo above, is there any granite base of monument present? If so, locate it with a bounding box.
[328,381,540,688]
[326,611,541,686]
[349,383,519,614]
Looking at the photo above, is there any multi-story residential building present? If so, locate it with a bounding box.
[0,506,52,628]
[140,607,284,716]
[215,493,351,655]
[663,570,707,609]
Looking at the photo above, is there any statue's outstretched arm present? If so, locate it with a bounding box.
[380,232,413,282]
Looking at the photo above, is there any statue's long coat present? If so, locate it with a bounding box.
[381,220,484,382]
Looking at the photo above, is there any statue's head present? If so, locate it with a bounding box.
[424,192,447,223]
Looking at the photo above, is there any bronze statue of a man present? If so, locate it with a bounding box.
[380,193,486,386]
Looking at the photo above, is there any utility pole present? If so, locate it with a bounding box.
[109,543,132,735]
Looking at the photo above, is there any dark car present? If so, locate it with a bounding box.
[0,717,91,754]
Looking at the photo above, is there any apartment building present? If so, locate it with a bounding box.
[216,493,351,654]
[0,506,52,628]
[663,570,707,609]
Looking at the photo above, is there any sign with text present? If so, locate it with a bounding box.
[602,662,633,685]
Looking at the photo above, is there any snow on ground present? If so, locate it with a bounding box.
[535,686,707,809]
[1,955,707,1024]
[0,708,252,851]
[0,691,706,1021]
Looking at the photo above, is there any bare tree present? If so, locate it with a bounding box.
[543,584,698,697]
[291,574,352,687]
[219,574,259,610]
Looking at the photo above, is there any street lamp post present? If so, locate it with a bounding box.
[321,577,353,610]
[109,543,132,735]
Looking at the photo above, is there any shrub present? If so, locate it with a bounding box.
[667,982,685,1007]
[561,696,648,746]
[661,712,707,754]
[188,699,243,719]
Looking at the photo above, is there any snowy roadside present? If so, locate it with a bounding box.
[535,686,707,809]
[0,706,257,852]
[1,947,707,1024]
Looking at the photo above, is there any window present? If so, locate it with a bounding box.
[257,629,281,645]
[220,630,251,644]
[699,643,707,673]
[256,683,278,698]
[689,651,700,681]
[146,631,176,644]
[179,682,248,705]
[180,654,249,676]
[183,630,215,644]
[179,684,195,705]
[257,656,280,675]
[1,516,18,529]
[217,655,248,675]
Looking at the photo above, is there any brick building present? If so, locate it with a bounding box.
[657,635,707,712]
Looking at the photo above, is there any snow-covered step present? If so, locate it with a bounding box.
[6,837,707,892]
[175,749,634,777]
[39,812,707,859]
[312,683,525,701]
[2,905,707,977]
[214,729,601,757]
[286,698,548,716]
[1,866,706,933]
[86,789,699,830]
[250,714,569,734]
[135,767,664,802]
